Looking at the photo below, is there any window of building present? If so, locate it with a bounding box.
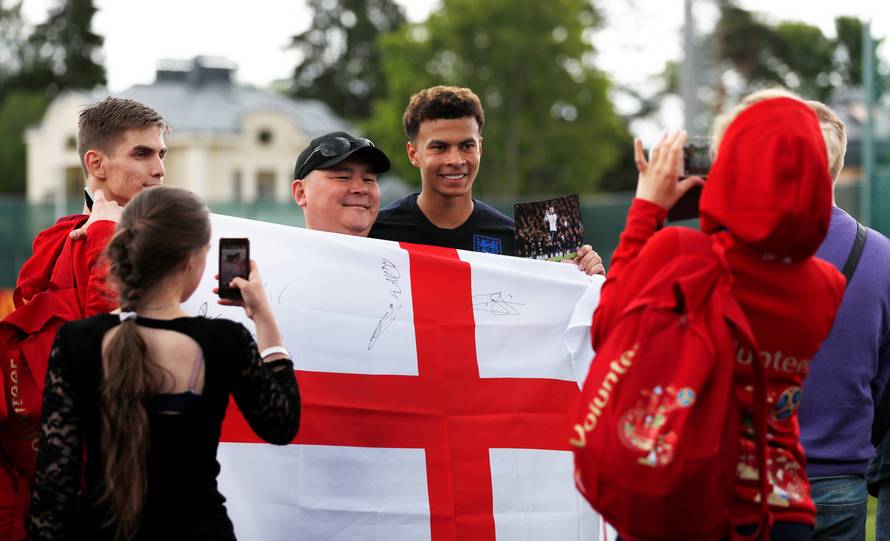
[256,170,276,201]
[257,129,274,146]
[232,170,243,202]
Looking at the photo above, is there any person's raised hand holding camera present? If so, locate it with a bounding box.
[633,131,704,211]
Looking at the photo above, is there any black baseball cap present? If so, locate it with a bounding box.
[294,131,391,180]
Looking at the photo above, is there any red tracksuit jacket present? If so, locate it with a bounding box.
[0,215,116,541]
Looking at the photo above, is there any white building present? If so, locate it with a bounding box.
[26,56,352,204]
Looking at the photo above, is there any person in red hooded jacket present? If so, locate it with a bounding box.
[0,97,167,541]
[596,94,845,539]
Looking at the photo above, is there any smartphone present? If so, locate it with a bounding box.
[84,186,94,211]
[667,184,703,222]
[218,238,249,300]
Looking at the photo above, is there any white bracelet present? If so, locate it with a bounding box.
[260,346,289,359]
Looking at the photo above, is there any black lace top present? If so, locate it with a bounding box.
[27,315,301,541]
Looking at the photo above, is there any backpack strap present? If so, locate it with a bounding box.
[722,296,773,541]
[748,333,773,540]
[840,221,867,288]
[713,237,773,540]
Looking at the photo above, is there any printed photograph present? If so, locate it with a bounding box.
[514,194,583,261]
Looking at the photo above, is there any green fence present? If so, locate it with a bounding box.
[873,169,890,234]
[0,198,309,288]
[0,181,883,288]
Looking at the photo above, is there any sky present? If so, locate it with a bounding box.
[18,0,890,139]
[593,1,886,89]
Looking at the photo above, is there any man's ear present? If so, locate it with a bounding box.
[406,140,419,168]
[291,179,308,208]
[478,136,483,157]
[83,149,106,181]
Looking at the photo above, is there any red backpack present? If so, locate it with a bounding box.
[571,232,770,541]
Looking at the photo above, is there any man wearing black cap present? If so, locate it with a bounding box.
[291,131,391,237]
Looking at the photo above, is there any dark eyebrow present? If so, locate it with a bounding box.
[428,139,476,147]
[131,145,161,154]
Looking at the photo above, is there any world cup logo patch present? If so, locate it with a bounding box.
[617,384,695,467]
[676,387,695,407]
[771,386,802,422]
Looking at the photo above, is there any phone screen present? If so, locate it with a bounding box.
[219,238,249,299]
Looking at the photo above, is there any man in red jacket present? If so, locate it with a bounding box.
[0,97,167,540]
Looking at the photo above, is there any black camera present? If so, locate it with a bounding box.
[668,137,711,222]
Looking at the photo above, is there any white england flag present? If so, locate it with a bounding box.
[183,214,616,541]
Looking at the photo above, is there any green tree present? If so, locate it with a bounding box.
[366,0,630,196]
[0,0,104,194]
[834,16,887,95]
[0,91,49,194]
[17,0,105,95]
[772,22,835,101]
[289,0,405,120]
[712,2,784,86]
[708,2,885,107]
[0,0,27,101]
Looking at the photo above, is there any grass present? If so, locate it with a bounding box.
[546,252,578,262]
[868,496,877,541]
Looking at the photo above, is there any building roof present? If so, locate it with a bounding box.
[62,56,351,138]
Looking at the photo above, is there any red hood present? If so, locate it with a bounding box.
[15,215,86,305]
[700,97,832,261]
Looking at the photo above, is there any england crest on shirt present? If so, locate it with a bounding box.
[474,234,503,254]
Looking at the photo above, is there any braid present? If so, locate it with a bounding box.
[99,221,153,540]
[119,272,143,313]
[108,227,148,311]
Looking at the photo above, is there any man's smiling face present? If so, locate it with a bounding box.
[291,158,381,236]
[407,116,482,201]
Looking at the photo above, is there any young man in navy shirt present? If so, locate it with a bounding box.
[369,86,516,255]
[370,85,603,276]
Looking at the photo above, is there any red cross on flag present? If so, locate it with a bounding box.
[185,215,612,541]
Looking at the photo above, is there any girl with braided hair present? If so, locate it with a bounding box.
[26,187,300,541]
